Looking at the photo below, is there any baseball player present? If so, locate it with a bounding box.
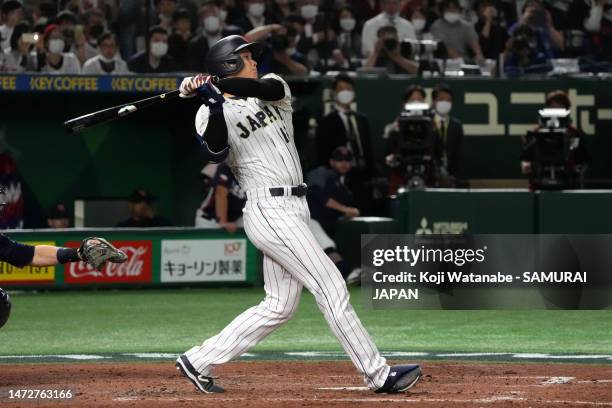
[0,188,128,330]
[175,35,421,394]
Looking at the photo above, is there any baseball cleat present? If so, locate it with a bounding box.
[175,354,225,393]
[375,364,422,394]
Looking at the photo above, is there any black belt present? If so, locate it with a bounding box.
[269,184,308,197]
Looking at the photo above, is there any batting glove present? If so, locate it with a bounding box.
[179,74,208,98]
[196,76,225,107]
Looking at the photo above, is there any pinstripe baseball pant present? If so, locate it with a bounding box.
[185,191,389,389]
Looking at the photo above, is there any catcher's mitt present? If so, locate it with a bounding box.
[78,237,128,271]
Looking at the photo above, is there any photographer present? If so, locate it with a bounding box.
[520,90,589,189]
[503,23,553,75]
[513,1,564,51]
[364,25,418,73]
[384,85,433,194]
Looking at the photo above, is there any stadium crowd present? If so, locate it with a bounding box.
[0,0,610,76]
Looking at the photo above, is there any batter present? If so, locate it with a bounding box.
[175,35,421,394]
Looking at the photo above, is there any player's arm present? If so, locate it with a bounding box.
[216,77,285,101]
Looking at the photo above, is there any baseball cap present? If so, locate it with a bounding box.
[129,189,156,203]
[331,146,353,162]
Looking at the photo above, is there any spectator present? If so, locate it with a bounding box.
[3,22,38,72]
[82,32,130,74]
[306,146,361,283]
[261,24,309,75]
[361,0,417,58]
[0,0,24,51]
[195,163,246,233]
[475,0,509,60]
[316,74,375,212]
[115,0,142,60]
[168,8,193,70]
[47,203,70,229]
[77,8,108,65]
[294,0,336,67]
[520,89,589,188]
[128,25,177,73]
[235,0,269,33]
[40,24,81,74]
[432,83,463,180]
[407,6,434,40]
[331,6,363,69]
[353,0,382,22]
[153,0,177,32]
[188,2,239,73]
[116,189,170,228]
[570,0,612,61]
[364,25,419,73]
[430,0,484,61]
[54,10,79,54]
[269,0,296,23]
[508,1,564,53]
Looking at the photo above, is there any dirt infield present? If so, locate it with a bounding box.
[1,361,611,407]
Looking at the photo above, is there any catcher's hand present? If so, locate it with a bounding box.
[78,237,128,271]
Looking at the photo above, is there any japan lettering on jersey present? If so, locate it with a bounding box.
[195,74,303,192]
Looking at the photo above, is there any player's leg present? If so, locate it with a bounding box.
[245,197,389,390]
[184,254,302,375]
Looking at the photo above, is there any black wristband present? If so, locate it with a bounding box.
[56,247,80,264]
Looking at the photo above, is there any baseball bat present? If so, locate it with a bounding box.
[64,89,181,133]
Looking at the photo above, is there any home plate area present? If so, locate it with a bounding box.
[1,361,611,407]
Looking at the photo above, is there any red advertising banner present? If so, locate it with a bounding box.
[64,240,153,284]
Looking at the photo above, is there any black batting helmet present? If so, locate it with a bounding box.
[0,288,11,329]
[206,35,263,78]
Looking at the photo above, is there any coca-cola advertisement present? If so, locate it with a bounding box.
[64,240,153,284]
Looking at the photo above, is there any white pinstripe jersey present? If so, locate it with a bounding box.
[195,73,303,192]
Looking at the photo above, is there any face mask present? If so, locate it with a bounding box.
[99,53,115,63]
[150,41,168,57]
[286,47,297,55]
[336,90,354,105]
[204,15,220,32]
[48,38,65,54]
[436,101,452,116]
[248,3,265,17]
[219,9,228,22]
[444,12,461,23]
[340,17,356,31]
[412,18,426,32]
[301,4,318,19]
[99,59,115,73]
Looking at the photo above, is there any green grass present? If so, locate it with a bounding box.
[0,288,610,355]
